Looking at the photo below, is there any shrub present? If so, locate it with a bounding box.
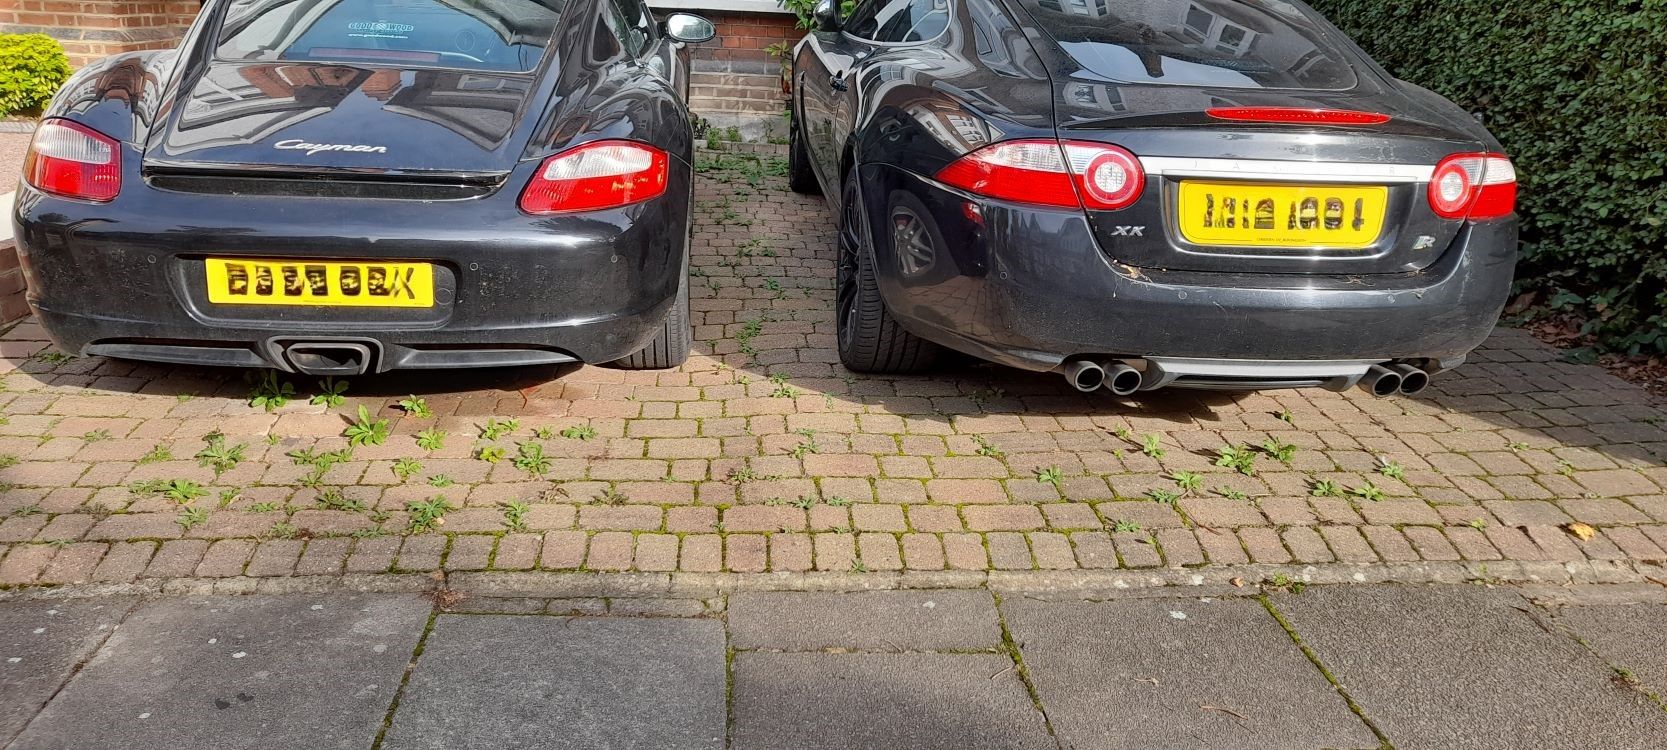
[0,33,72,117]
[1307,1,1667,354]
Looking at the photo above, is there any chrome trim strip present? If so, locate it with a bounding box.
[1140,157,1434,184]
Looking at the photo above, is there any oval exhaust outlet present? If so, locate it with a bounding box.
[1391,364,1430,396]
[1359,364,1403,398]
[1063,360,1106,392]
[1103,363,1143,396]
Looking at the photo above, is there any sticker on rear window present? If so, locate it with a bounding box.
[347,21,414,39]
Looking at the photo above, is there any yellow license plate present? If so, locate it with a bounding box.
[205,259,434,307]
[1177,181,1388,248]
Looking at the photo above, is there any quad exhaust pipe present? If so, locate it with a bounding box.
[1062,360,1145,396]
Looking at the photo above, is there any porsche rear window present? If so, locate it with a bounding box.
[216,0,564,73]
[1012,0,1360,90]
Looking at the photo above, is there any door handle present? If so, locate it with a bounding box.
[830,73,848,92]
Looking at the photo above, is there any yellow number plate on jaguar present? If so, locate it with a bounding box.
[205,259,434,307]
[1177,181,1388,248]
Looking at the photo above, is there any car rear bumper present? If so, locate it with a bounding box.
[11,163,691,372]
[861,165,1517,377]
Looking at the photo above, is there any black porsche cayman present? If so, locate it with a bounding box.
[13,0,714,374]
[790,0,1518,396]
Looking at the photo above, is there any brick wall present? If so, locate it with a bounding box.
[691,10,801,68]
[1,0,200,68]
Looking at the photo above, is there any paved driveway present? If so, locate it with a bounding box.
[4,583,1667,749]
[0,144,1664,586]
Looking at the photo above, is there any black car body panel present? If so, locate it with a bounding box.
[794,0,1518,390]
[13,0,703,372]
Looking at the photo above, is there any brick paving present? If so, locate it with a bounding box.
[1,144,1665,587]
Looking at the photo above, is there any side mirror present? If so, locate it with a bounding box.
[663,13,716,44]
[813,0,841,32]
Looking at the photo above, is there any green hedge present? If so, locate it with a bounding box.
[1308,0,1667,353]
[0,33,71,117]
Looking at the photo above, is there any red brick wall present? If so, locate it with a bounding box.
[2,0,200,68]
[693,11,802,66]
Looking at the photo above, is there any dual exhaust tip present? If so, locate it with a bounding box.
[1063,360,1144,396]
[1360,363,1430,397]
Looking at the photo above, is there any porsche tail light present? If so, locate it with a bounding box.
[935,139,1144,211]
[1428,152,1516,220]
[519,140,668,214]
[1206,107,1391,125]
[23,119,121,202]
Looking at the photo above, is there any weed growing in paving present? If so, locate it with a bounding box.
[1276,409,1296,425]
[248,371,295,412]
[195,430,246,478]
[310,377,349,407]
[788,430,818,459]
[513,441,552,476]
[398,396,434,419]
[560,424,598,441]
[1140,433,1166,459]
[416,428,447,451]
[972,436,1005,458]
[249,501,281,513]
[1145,488,1181,506]
[1349,480,1386,502]
[1215,486,1250,501]
[533,426,558,440]
[344,405,391,447]
[1167,471,1203,494]
[217,489,240,508]
[81,429,111,443]
[501,499,531,531]
[1309,479,1344,497]
[476,445,507,463]
[1261,437,1298,464]
[480,418,519,441]
[131,478,207,504]
[267,521,300,539]
[727,467,756,484]
[406,495,455,533]
[1112,519,1143,533]
[176,506,208,530]
[1377,458,1406,482]
[428,474,454,488]
[598,486,629,506]
[769,372,799,398]
[1215,444,1259,476]
[315,488,366,512]
[1035,466,1064,488]
[0,455,17,470]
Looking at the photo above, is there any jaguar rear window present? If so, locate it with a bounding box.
[216,0,564,73]
[1011,0,1361,90]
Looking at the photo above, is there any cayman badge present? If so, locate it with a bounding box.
[274,139,388,156]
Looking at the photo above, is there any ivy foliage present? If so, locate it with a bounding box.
[0,34,72,117]
[1308,1,1667,353]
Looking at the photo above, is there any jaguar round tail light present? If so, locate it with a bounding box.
[519,140,669,214]
[935,139,1144,211]
[23,119,122,202]
[1428,152,1516,220]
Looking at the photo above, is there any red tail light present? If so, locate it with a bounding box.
[23,119,122,202]
[935,139,1145,211]
[1428,152,1516,220]
[1206,107,1391,125]
[519,140,668,214]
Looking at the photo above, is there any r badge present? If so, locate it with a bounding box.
[1412,235,1436,251]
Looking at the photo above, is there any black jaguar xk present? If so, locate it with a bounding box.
[13,0,713,374]
[790,0,1519,396]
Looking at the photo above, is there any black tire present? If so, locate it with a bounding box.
[836,172,943,373]
[788,117,821,195]
[611,266,691,370]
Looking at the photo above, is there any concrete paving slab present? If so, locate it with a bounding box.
[728,590,1002,651]
[382,615,725,750]
[1554,602,1667,697]
[731,652,1053,750]
[9,594,430,750]
[1274,585,1667,750]
[0,597,136,743]
[1001,595,1378,750]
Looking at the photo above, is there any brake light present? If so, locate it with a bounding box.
[23,119,121,202]
[934,139,1145,210]
[1206,107,1391,125]
[1428,152,1516,220]
[519,140,668,214]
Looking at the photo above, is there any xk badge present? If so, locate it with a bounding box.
[1109,226,1146,237]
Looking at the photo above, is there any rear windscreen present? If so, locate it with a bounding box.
[216,0,564,72]
[1011,0,1360,90]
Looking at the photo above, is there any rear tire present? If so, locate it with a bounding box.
[610,266,691,370]
[835,171,942,373]
[788,118,821,195]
